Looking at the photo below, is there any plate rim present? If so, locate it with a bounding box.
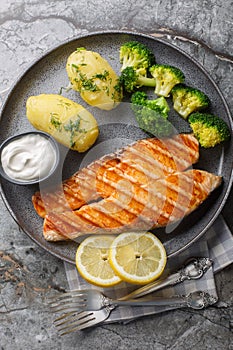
[0,30,232,263]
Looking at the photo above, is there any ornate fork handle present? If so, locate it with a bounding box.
[185,290,218,309]
[120,257,213,300]
[103,290,218,310]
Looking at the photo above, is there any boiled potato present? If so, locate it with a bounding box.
[66,48,122,110]
[26,94,99,152]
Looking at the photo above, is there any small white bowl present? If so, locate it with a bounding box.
[0,131,60,185]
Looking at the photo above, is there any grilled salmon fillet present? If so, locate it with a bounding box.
[33,133,199,218]
[43,169,222,241]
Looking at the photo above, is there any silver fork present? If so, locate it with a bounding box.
[50,290,217,334]
[48,288,217,313]
[54,307,112,335]
[120,257,213,300]
[49,289,194,313]
[49,257,213,315]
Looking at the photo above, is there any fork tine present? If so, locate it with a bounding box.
[50,289,85,295]
[58,317,100,335]
[58,320,95,336]
[49,298,87,306]
[48,291,88,304]
[55,308,111,335]
[49,289,88,298]
[54,310,84,324]
[64,317,99,333]
[49,298,87,307]
[56,311,96,334]
[49,301,87,313]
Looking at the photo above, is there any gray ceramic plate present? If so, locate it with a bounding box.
[0,31,232,263]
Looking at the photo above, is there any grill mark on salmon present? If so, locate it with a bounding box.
[33,134,199,218]
[43,169,222,241]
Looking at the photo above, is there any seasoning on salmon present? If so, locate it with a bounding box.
[32,133,199,218]
[43,169,222,241]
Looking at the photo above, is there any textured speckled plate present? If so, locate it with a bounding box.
[0,31,232,263]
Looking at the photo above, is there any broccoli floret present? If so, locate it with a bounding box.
[146,96,170,118]
[149,64,185,97]
[188,112,231,148]
[131,91,170,117]
[171,84,210,119]
[136,108,173,138]
[120,41,155,72]
[131,91,148,106]
[119,66,156,93]
[131,92,173,137]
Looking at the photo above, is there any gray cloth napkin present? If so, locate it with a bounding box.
[64,215,233,323]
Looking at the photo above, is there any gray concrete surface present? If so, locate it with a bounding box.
[0,1,232,349]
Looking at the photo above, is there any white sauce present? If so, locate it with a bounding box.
[1,134,57,182]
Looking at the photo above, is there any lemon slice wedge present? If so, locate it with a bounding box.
[109,232,167,285]
[75,235,122,287]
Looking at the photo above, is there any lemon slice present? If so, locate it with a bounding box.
[75,235,121,287]
[109,232,167,284]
